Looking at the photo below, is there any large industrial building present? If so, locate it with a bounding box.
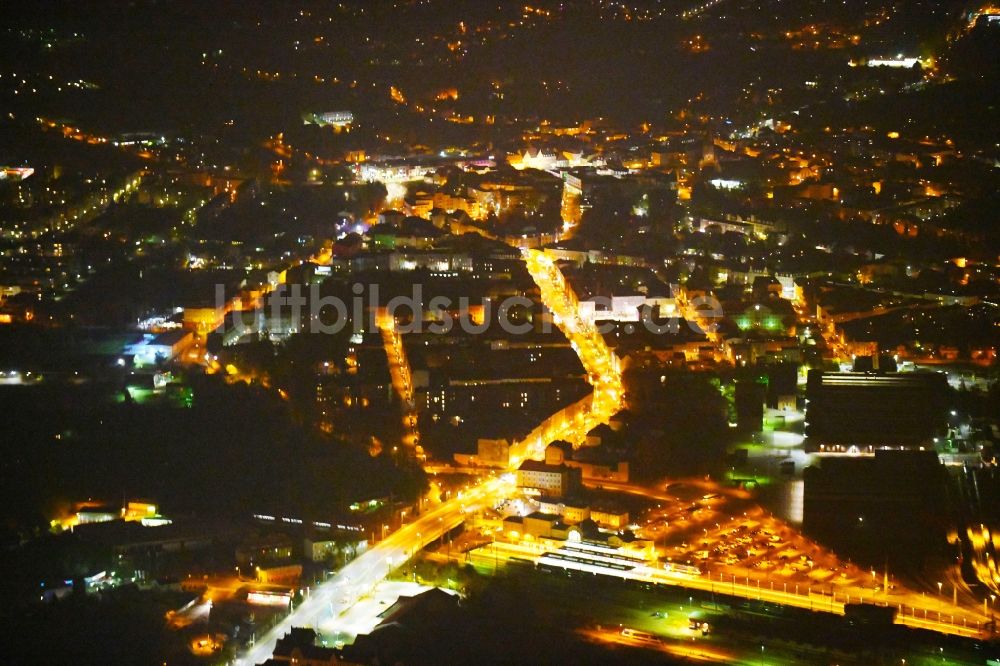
[805,370,948,449]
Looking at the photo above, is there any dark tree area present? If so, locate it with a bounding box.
[0,374,427,541]
[576,191,632,248]
[623,367,731,480]
[0,586,209,666]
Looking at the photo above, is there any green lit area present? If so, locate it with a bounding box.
[124,386,155,404]
[723,469,772,488]
[734,314,784,332]
[349,498,385,513]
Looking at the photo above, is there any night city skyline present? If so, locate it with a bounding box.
[1,1,999,664]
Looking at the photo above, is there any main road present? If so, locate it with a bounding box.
[236,240,992,661]
[376,308,423,460]
[516,249,624,454]
[236,247,626,664]
[236,476,513,665]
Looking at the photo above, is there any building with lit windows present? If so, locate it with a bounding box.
[590,507,630,530]
[302,110,354,128]
[453,438,510,468]
[126,329,194,366]
[544,441,629,483]
[516,459,581,497]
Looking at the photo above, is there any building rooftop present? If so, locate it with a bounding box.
[150,329,192,347]
[518,459,567,474]
[524,511,560,522]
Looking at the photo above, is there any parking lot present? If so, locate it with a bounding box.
[638,483,873,597]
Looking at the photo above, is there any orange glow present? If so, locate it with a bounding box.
[434,88,459,101]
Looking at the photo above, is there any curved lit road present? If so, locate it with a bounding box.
[237,242,990,663]
[240,242,990,659]
[237,248,626,664]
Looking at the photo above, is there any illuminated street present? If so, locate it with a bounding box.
[239,246,629,663]
[376,308,423,460]
[236,475,512,665]
[512,249,625,460]
[316,580,455,643]
[5,3,1000,663]
[241,243,991,664]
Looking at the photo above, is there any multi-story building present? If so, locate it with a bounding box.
[516,459,582,497]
